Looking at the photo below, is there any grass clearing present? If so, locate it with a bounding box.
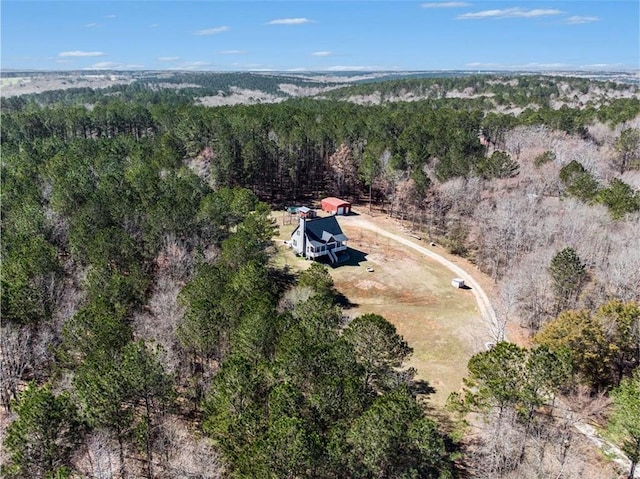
[272,211,492,407]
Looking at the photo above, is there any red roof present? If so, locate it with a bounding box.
[321,197,351,208]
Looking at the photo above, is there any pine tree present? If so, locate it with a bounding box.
[608,369,640,479]
[548,247,587,312]
[3,383,84,479]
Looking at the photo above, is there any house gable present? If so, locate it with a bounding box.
[304,216,348,244]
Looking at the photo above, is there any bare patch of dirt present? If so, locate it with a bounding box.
[0,74,134,97]
[196,87,285,106]
[277,83,341,97]
[353,279,387,291]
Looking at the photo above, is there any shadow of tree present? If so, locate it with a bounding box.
[411,379,437,396]
[335,291,358,309]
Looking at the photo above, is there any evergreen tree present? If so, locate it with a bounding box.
[342,313,413,392]
[597,178,640,219]
[3,383,84,479]
[558,160,600,203]
[474,151,519,179]
[613,128,640,174]
[608,369,640,479]
[298,262,336,301]
[346,386,452,479]
[548,247,587,313]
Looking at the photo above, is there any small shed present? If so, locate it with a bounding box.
[451,278,465,288]
[298,206,316,219]
[321,197,351,216]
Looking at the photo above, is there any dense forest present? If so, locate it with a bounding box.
[1,72,639,478]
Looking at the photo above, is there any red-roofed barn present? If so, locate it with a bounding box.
[321,197,351,215]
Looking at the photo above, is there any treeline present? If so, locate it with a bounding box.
[1,98,487,196]
[326,74,638,106]
[0,72,331,109]
[3,96,638,199]
[140,71,329,94]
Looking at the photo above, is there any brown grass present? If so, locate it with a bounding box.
[273,211,492,407]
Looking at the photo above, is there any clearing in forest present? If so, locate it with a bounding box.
[274,209,493,406]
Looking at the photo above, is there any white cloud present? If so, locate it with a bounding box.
[465,61,571,70]
[566,15,599,24]
[457,8,563,20]
[312,51,332,57]
[194,26,230,35]
[267,18,314,25]
[327,65,387,71]
[59,51,106,57]
[150,23,159,28]
[231,62,263,68]
[170,61,212,70]
[85,23,99,28]
[465,62,500,68]
[158,56,180,62]
[515,62,570,69]
[104,14,116,19]
[421,2,471,8]
[90,61,121,69]
[578,63,625,70]
[219,50,247,55]
[84,62,144,70]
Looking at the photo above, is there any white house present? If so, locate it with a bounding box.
[290,215,348,263]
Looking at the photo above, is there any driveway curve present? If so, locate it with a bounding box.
[340,214,503,341]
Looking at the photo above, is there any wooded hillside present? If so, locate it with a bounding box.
[1,72,639,478]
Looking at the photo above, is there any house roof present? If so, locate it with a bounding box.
[322,231,348,242]
[321,197,351,208]
[304,216,348,244]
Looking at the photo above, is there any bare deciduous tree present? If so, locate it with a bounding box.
[0,325,32,412]
[133,276,185,376]
[326,143,358,198]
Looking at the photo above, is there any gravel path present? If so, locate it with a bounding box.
[341,214,502,340]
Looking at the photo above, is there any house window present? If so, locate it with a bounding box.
[292,240,297,246]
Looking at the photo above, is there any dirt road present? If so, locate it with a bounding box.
[340,214,502,341]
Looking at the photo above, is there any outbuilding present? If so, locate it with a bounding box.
[321,197,351,216]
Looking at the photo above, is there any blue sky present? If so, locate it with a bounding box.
[1,1,638,71]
